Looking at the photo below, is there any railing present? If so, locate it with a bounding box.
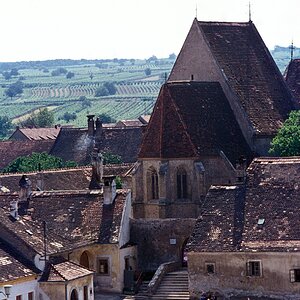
[147,261,181,295]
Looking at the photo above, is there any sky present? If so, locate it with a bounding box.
[0,0,299,62]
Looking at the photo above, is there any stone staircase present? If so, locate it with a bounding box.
[151,269,190,300]
[123,269,190,300]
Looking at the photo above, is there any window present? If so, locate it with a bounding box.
[16,296,22,300]
[147,167,159,200]
[246,261,261,277]
[290,269,300,282]
[205,262,216,274]
[28,292,34,300]
[98,258,109,275]
[177,168,187,199]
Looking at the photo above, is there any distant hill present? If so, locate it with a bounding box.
[271,45,300,73]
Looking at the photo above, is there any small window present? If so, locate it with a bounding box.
[247,261,261,277]
[16,296,22,300]
[205,262,215,274]
[290,269,300,282]
[147,167,159,200]
[98,258,109,275]
[177,168,187,199]
[83,285,88,300]
[28,292,34,300]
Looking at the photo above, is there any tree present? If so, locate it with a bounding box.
[5,81,24,99]
[102,152,122,165]
[61,112,77,123]
[2,71,12,80]
[98,113,116,124]
[169,53,177,60]
[3,152,77,173]
[269,110,300,156]
[95,86,109,97]
[51,67,68,76]
[144,68,151,76]
[22,108,54,128]
[66,71,75,79]
[103,82,117,95]
[0,116,12,137]
[80,96,91,108]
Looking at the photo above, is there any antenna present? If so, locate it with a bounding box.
[195,3,198,19]
[289,41,295,61]
[248,1,252,22]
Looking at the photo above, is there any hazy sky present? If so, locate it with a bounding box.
[0,0,299,62]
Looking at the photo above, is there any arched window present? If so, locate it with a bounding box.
[147,167,159,200]
[70,289,78,300]
[177,168,187,199]
[80,251,90,269]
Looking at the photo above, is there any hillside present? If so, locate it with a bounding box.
[0,46,299,136]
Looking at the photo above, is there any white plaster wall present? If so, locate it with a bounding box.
[118,190,132,248]
[0,278,39,300]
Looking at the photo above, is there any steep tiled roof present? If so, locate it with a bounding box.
[186,185,245,252]
[139,81,252,164]
[0,140,55,170]
[284,59,300,106]
[42,261,93,282]
[49,128,93,165]
[0,241,36,283]
[187,157,300,253]
[242,157,300,252]
[198,21,294,135]
[50,126,143,164]
[10,127,61,141]
[0,190,128,254]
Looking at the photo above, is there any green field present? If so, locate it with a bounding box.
[0,46,298,133]
[0,57,173,128]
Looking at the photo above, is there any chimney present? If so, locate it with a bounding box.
[95,117,103,138]
[10,200,19,220]
[87,115,95,136]
[236,156,247,184]
[19,175,32,201]
[89,148,103,189]
[103,177,116,205]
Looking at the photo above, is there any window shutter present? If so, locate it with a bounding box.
[290,269,295,283]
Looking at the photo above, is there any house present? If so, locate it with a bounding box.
[187,157,300,299]
[284,58,300,106]
[9,126,61,141]
[0,156,135,298]
[169,19,295,155]
[0,140,55,171]
[50,115,144,165]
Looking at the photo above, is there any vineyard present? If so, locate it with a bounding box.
[0,57,174,128]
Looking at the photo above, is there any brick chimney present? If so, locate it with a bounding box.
[95,117,103,138]
[87,115,95,137]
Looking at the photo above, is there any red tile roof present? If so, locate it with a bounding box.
[43,261,93,282]
[139,81,252,164]
[10,127,61,141]
[0,140,55,170]
[284,59,300,106]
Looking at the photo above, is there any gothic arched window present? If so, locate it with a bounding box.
[147,167,159,200]
[177,168,187,199]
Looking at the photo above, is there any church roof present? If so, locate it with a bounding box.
[139,81,252,164]
[199,21,294,135]
[284,58,300,106]
[187,157,300,253]
[170,19,294,136]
